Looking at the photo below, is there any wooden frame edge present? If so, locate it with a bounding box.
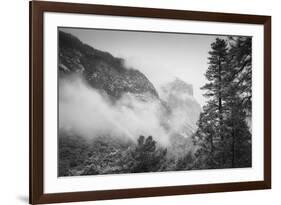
[32,181,269,204]
[263,16,272,189]
[30,1,44,204]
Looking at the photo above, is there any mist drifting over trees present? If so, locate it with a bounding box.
[58,29,252,176]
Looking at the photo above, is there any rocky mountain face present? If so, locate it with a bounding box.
[159,79,201,157]
[58,31,201,139]
[160,78,201,137]
[162,78,194,96]
[59,31,158,100]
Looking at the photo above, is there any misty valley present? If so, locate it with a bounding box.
[58,30,252,176]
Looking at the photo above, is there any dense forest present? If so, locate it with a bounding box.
[58,32,252,176]
[192,37,252,169]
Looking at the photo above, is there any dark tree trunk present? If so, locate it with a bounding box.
[218,62,225,166]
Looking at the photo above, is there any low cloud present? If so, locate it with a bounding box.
[59,74,201,147]
[59,75,170,145]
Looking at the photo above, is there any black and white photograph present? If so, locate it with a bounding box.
[58,27,252,177]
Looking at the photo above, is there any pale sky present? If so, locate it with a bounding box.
[59,27,225,107]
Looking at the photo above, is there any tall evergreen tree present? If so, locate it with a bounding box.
[225,36,252,167]
[193,37,252,169]
[193,38,229,168]
[228,36,252,115]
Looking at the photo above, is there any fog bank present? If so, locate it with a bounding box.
[59,76,170,145]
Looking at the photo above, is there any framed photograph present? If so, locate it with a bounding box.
[30,1,271,204]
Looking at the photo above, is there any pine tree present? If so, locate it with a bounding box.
[225,36,252,167]
[228,36,252,115]
[193,38,229,168]
[193,110,218,168]
[193,37,252,169]
[130,136,167,173]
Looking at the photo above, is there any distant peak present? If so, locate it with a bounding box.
[163,78,193,96]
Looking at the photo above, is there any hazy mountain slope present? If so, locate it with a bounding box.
[160,78,201,137]
[58,31,158,99]
[58,31,202,175]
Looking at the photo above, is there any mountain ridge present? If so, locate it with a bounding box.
[59,31,158,99]
[58,30,201,141]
